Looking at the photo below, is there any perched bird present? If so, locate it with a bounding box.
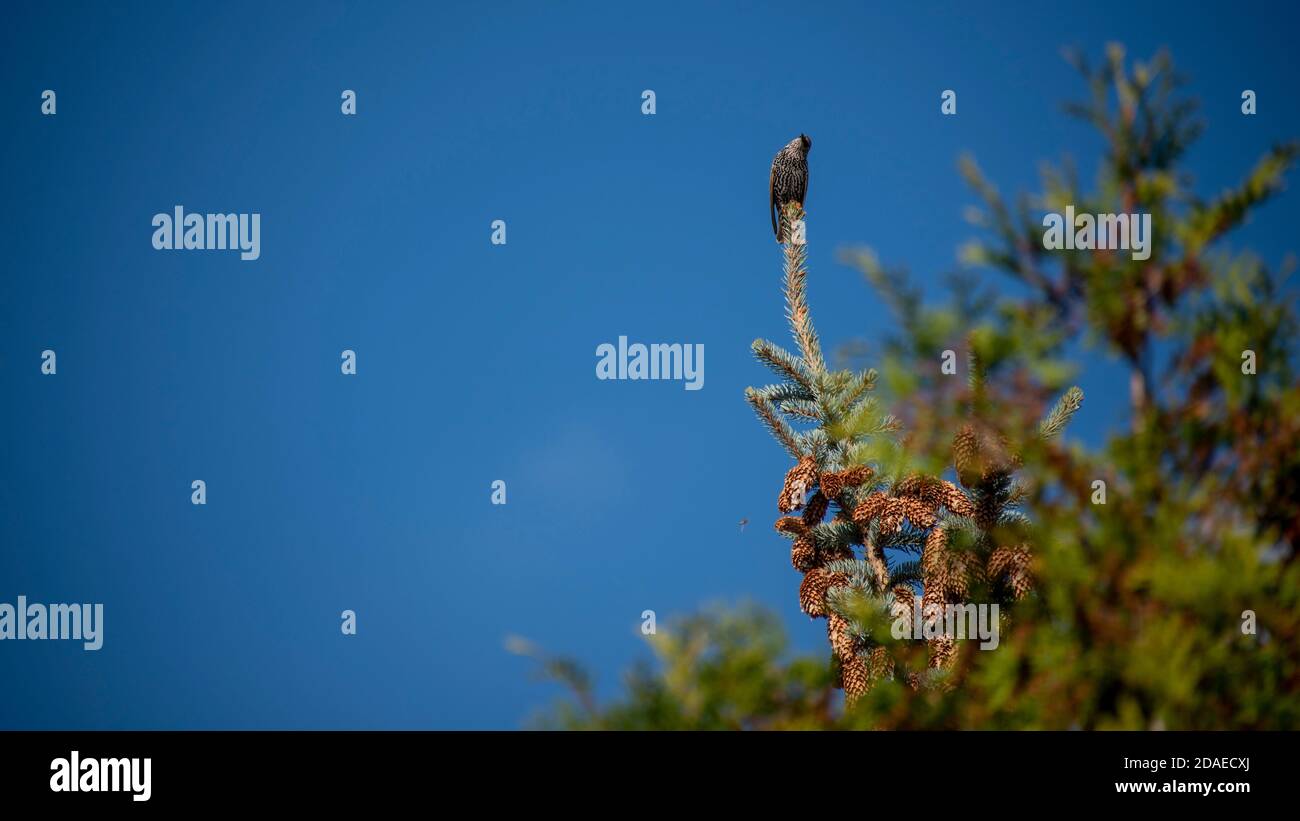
[769,134,811,242]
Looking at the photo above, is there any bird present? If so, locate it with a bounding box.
[769,134,811,242]
[738,518,749,533]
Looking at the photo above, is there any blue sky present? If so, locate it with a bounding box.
[1,1,1296,728]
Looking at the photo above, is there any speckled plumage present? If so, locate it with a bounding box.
[769,134,811,242]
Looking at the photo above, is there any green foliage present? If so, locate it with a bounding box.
[513,605,837,730]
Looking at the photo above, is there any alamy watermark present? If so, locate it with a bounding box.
[152,206,260,261]
[892,601,1000,650]
[596,336,704,390]
[0,596,103,650]
[1042,205,1151,261]
[51,751,150,802]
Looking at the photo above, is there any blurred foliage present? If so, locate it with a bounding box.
[519,45,1300,729]
[511,604,836,730]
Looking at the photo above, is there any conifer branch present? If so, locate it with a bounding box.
[813,519,860,553]
[780,399,823,422]
[821,558,877,590]
[889,559,924,586]
[782,203,825,375]
[841,368,879,410]
[751,339,813,390]
[1040,386,1084,439]
[745,388,803,458]
[752,382,814,404]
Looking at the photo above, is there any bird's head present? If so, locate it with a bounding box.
[799,133,812,153]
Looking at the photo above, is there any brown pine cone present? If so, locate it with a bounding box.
[922,526,950,601]
[791,535,817,571]
[1011,572,1032,599]
[778,456,819,513]
[851,491,888,528]
[942,481,975,517]
[947,552,973,600]
[894,474,941,500]
[952,425,981,487]
[866,645,894,682]
[774,516,807,536]
[827,613,858,661]
[800,570,851,617]
[799,569,830,616]
[989,545,1033,599]
[802,492,830,526]
[953,423,1020,487]
[877,498,905,535]
[890,584,916,624]
[841,654,870,704]
[898,496,937,529]
[928,636,956,670]
[844,465,874,485]
[821,464,874,499]
[820,472,844,499]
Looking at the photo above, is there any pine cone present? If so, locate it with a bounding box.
[921,592,946,635]
[844,465,874,486]
[974,494,1002,530]
[827,613,858,661]
[799,569,830,616]
[898,496,937,529]
[922,526,950,602]
[774,516,807,537]
[953,423,1020,487]
[989,545,1033,599]
[878,498,906,535]
[791,535,817,571]
[953,424,981,487]
[842,653,870,704]
[947,553,973,600]
[1012,573,1032,600]
[802,492,830,526]
[851,491,887,528]
[821,465,874,499]
[820,472,844,499]
[898,476,975,521]
[942,480,975,517]
[890,585,916,624]
[778,456,819,513]
[928,635,956,670]
[866,645,894,682]
[894,474,941,500]
[795,571,847,615]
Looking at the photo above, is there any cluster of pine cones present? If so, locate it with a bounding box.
[771,423,1034,705]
